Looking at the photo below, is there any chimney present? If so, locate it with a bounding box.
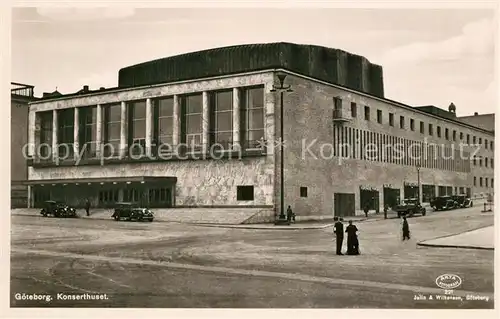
[99,87,105,91]
[42,92,50,98]
[474,112,479,116]
[83,85,89,92]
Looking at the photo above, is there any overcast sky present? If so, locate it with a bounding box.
[11,7,495,116]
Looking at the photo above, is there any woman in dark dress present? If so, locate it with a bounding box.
[345,220,360,255]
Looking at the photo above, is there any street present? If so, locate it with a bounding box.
[10,207,494,308]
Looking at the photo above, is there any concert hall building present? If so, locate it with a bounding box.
[24,42,494,221]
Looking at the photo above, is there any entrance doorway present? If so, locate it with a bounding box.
[360,187,379,212]
[334,193,355,217]
[404,184,418,199]
[383,187,400,208]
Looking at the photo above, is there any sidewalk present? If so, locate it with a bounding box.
[417,226,494,250]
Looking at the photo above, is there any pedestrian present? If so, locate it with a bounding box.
[85,198,91,216]
[333,217,344,255]
[402,216,410,241]
[286,205,293,223]
[383,204,389,219]
[345,220,360,255]
[363,203,369,218]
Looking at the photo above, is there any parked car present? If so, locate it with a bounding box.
[40,200,78,218]
[112,202,154,222]
[430,196,457,211]
[393,198,426,218]
[451,195,473,208]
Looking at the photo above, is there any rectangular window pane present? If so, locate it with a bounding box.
[159,117,173,135]
[159,135,173,145]
[158,98,174,117]
[133,119,146,139]
[215,132,232,144]
[108,123,121,140]
[186,114,202,134]
[248,109,264,129]
[216,112,232,132]
[186,94,203,114]
[248,88,264,108]
[132,101,146,119]
[248,130,264,142]
[108,104,121,121]
[215,91,233,111]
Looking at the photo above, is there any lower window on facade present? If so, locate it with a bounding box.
[99,190,119,206]
[124,188,141,203]
[300,187,308,198]
[33,188,51,207]
[148,188,172,207]
[422,185,435,202]
[237,186,254,201]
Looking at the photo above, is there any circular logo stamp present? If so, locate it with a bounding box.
[435,274,462,290]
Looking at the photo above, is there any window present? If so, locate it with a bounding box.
[485,139,488,149]
[428,124,433,135]
[445,128,449,140]
[128,100,146,156]
[467,134,470,144]
[452,130,456,141]
[459,132,463,140]
[492,178,494,188]
[350,102,357,117]
[420,121,424,134]
[389,113,394,126]
[485,157,488,167]
[473,157,476,166]
[156,97,174,153]
[57,108,74,159]
[38,111,53,158]
[210,90,233,148]
[103,103,121,157]
[485,178,489,188]
[149,187,172,207]
[474,176,477,186]
[399,116,405,129]
[491,158,494,168]
[124,188,140,203]
[99,189,119,206]
[300,187,308,198]
[181,94,203,152]
[490,141,494,150]
[437,126,441,137]
[473,136,476,145]
[479,177,483,187]
[241,86,265,149]
[80,106,98,159]
[377,110,382,124]
[410,119,415,131]
[364,106,370,120]
[237,185,254,201]
[479,137,482,145]
[479,157,483,167]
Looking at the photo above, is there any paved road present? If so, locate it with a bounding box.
[10,207,494,308]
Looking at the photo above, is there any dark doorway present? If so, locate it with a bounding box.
[404,184,418,199]
[360,187,379,211]
[422,184,435,202]
[383,187,400,208]
[334,193,355,217]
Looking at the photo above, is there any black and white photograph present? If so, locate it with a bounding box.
[4,0,498,314]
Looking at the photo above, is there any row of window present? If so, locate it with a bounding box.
[342,99,494,150]
[36,86,265,159]
[472,156,494,169]
[473,176,494,188]
[332,126,471,173]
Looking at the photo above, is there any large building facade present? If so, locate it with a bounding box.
[11,82,37,207]
[24,43,494,220]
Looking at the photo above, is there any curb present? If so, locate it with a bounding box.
[416,225,494,251]
[416,242,494,251]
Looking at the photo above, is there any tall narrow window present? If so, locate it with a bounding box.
[241,86,265,149]
[211,90,233,148]
[103,103,121,157]
[445,128,449,140]
[38,111,53,158]
[128,100,146,155]
[80,106,98,159]
[156,97,174,154]
[399,116,405,129]
[57,108,74,159]
[428,124,433,136]
[181,94,203,152]
[389,113,394,126]
[364,106,370,121]
[410,119,415,131]
[437,126,441,138]
[350,102,357,118]
[377,110,382,124]
[420,121,424,134]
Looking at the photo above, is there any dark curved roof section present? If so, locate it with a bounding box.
[118,42,385,98]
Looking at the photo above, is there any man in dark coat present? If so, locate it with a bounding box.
[363,204,369,218]
[85,199,91,216]
[333,217,344,255]
[402,216,410,241]
[345,220,360,255]
[286,205,293,223]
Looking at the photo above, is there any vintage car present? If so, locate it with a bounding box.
[430,196,457,211]
[451,195,473,208]
[112,202,154,222]
[40,200,78,218]
[393,198,426,218]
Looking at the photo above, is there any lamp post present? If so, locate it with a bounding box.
[416,163,421,203]
[270,72,293,223]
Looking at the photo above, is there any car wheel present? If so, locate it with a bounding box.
[114,215,120,221]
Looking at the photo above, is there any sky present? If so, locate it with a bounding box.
[11,7,496,117]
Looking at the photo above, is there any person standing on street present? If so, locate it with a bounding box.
[286,205,293,223]
[85,198,91,216]
[402,216,410,241]
[346,220,360,255]
[333,217,344,255]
